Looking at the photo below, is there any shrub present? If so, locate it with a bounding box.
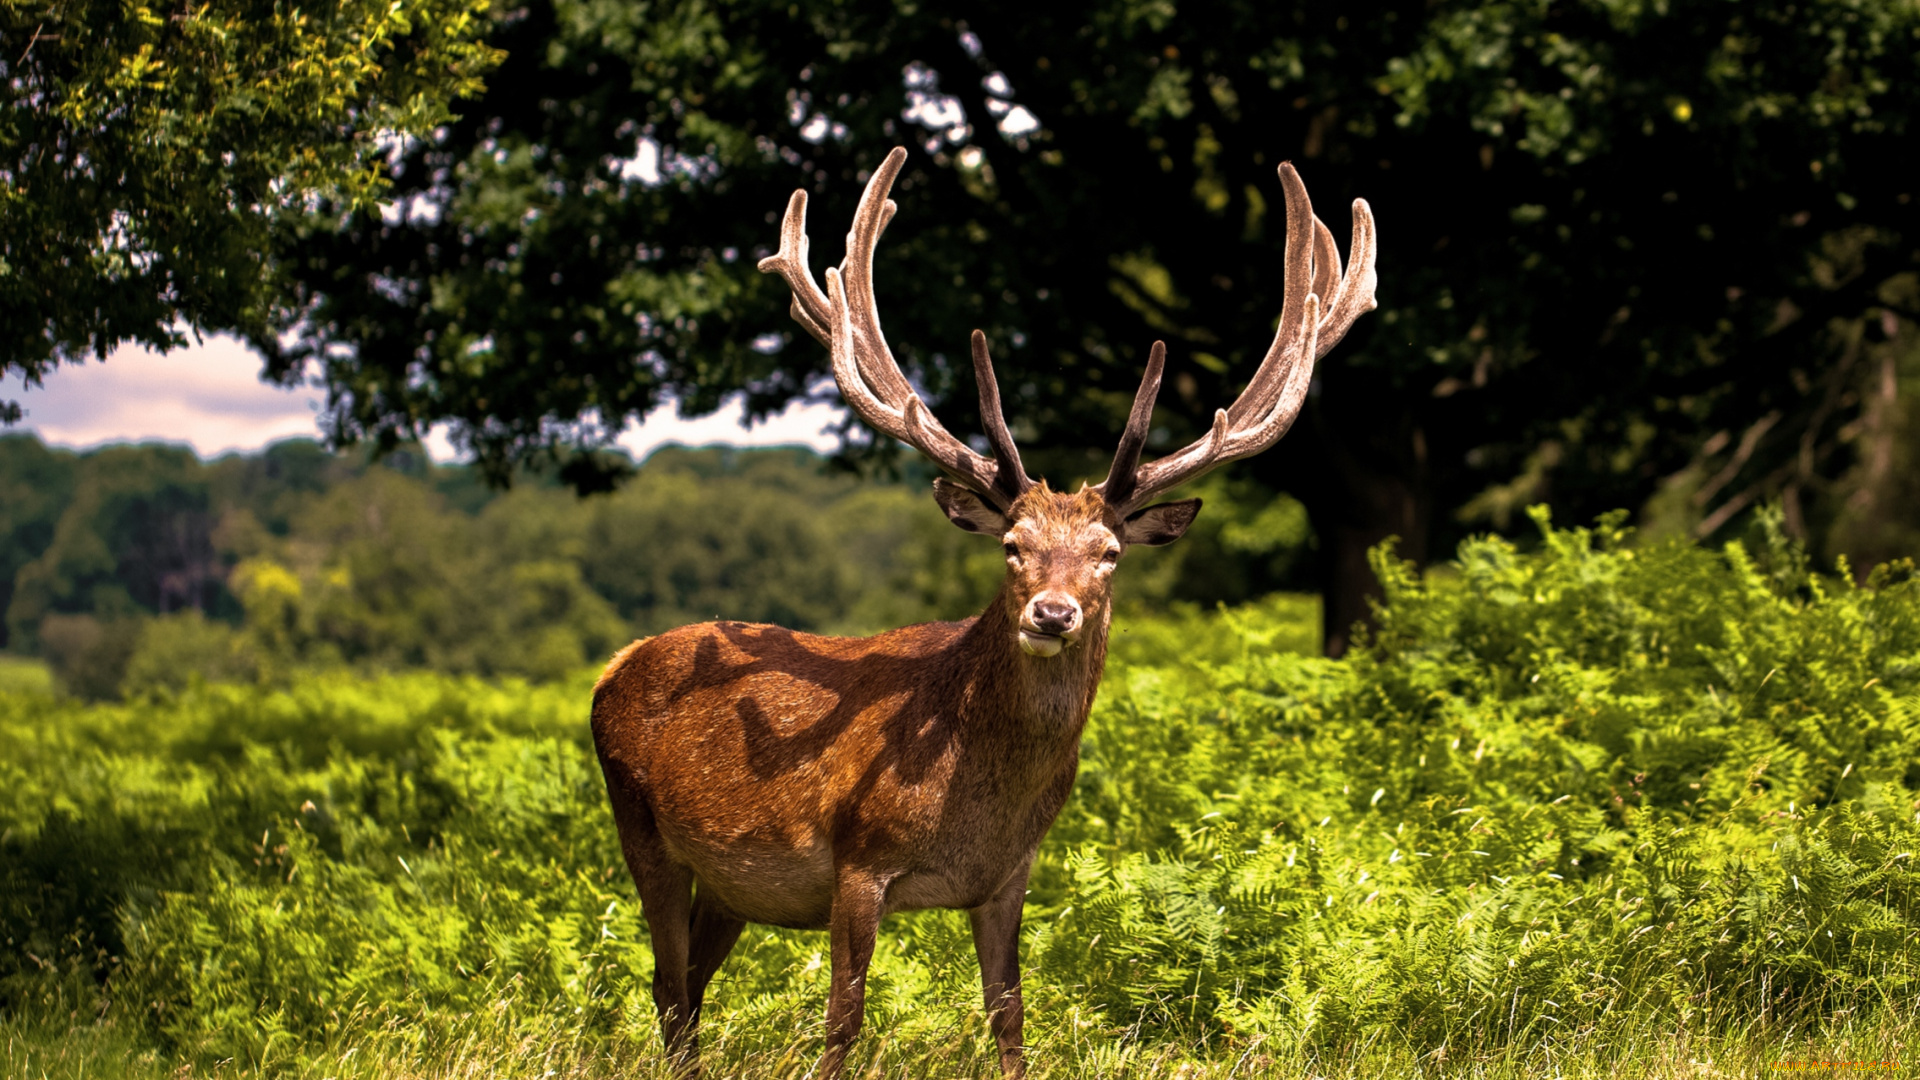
[1034,508,1920,1048]
[1,511,1915,1071]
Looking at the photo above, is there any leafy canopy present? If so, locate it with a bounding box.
[0,0,501,393]
[268,0,1919,565]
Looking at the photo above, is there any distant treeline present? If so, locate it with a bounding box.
[0,434,1315,698]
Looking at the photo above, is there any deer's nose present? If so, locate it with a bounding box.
[1026,597,1082,637]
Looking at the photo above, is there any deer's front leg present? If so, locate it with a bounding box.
[820,868,886,1078]
[970,859,1033,1078]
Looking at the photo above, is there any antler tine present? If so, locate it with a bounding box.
[1105,163,1378,514]
[1116,296,1320,511]
[1098,340,1167,510]
[823,268,1006,505]
[1223,162,1319,429]
[840,154,914,405]
[1314,198,1379,360]
[1310,216,1340,314]
[1223,292,1321,456]
[971,330,1034,502]
[756,190,833,345]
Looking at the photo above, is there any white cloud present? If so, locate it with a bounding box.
[616,390,844,462]
[4,335,324,457]
[5,336,848,464]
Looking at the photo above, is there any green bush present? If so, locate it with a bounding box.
[1,511,1915,1073]
[3,437,1321,703]
[1035,508,1920,1048]
[121,611,262,695]
[33,612,146,700]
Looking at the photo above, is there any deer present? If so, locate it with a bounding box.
[590,145,1377,1078]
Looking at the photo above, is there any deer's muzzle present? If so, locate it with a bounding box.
[1019,596,1082,657]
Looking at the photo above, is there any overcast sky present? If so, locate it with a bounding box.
[4,335,846,462]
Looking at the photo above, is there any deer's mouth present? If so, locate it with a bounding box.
[1017,626,1073,657]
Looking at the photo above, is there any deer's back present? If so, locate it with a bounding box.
[592,618,1069,927]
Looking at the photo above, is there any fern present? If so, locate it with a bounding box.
[4,511,1919,1069]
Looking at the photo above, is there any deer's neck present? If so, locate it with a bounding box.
[955,583,1111,745]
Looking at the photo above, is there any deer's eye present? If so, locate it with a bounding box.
[1102,548,1121,565]
[1003,541,1021,560]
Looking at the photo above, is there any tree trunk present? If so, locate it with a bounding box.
[1313,475,1429,657]
[1266,390,1432,658]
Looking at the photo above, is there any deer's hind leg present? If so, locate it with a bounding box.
[686,889,746,1030]
[604,775,701,1063]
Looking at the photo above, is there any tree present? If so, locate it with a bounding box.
[260,0,1920,653]
[0,435,73,649]
[5,443,227,650]
[263,0,1912,653]
[0,0,500,400]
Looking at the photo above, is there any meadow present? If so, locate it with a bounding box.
[3,510,1917,1078]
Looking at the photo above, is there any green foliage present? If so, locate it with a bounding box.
[252,467,630,679]
[1113,471,1315,614]
[34,612,144,700]
[268,0,1920,597]
[0,437,1317,696]
[6,441,225,652]
[121,610,261,696]
[0,435,74,648]
[1,513,1915,1074]
[1034,507,1920,1045]
[0,0,502,375]
[571,450,887,634]
[0,653,50,695]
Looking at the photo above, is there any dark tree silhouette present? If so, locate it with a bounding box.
[263,0,1920,651]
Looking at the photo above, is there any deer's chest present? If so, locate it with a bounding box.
[876,748,1079,913]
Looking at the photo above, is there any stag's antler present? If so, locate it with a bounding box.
[758,148,1033,510]
[1099,163,1378,514]
[759,153,1375,517]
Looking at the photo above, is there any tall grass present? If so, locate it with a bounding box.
[2,512,1916,1076]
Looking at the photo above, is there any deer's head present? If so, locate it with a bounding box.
[928,479,1198,656]
[760,148,1378,659]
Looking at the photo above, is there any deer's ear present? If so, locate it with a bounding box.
[1123,498,1203,547]
[932,478,1011,535]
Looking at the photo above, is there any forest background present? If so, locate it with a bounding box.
[0,433,1312,699]
[7,0,1920,652]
